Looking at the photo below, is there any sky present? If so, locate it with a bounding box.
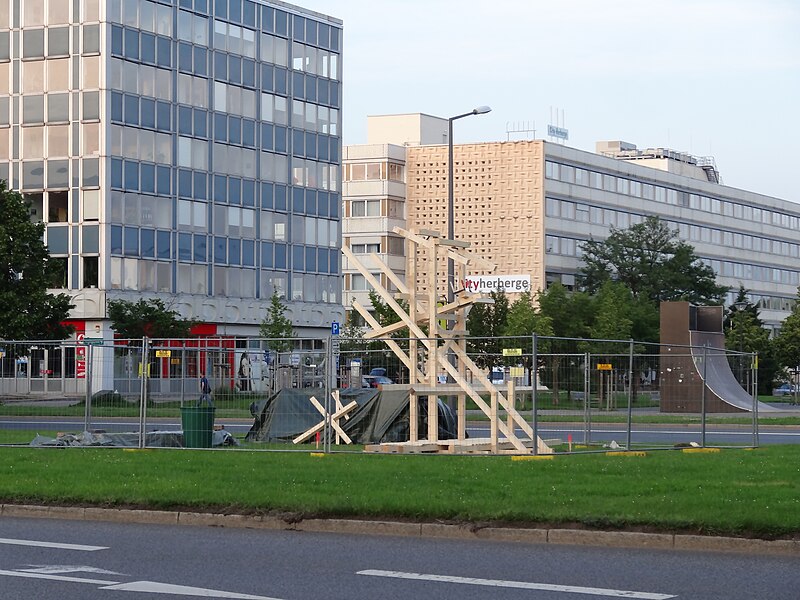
[297,0,800,202]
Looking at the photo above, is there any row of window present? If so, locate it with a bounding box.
[18,158,99,190]
[545,233,800,287]
[44,223,98,255]
[343,162,406,183]
[108,256,341,304]
[107,185,340,244]
[545,197,800,261]
[6,0,84,27]
[26,189,100,223]
[545,160,800,232]
[349,237,406,256]
[347,198,405,219]
[10,24,101,62]
[11,91,99,126]
[108,227,339,277]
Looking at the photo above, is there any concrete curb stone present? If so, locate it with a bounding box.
[1,503,797,556]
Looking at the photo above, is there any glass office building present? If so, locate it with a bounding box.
[0,0,343,338]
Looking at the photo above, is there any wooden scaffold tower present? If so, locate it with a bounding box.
[342,227,552,455]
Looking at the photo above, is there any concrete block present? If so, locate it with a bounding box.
[548,529,673,549]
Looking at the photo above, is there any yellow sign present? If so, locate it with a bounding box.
[171,358,181,365]
[596,363,612,371]
[155,350,171,358]
[510,366,525,378]
[502,348,522,356]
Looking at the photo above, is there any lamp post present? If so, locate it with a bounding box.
[732,301,748,386]
[447,106,491,305]
[444,106,490,403]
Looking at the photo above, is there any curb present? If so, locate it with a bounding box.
[2,503,797,556]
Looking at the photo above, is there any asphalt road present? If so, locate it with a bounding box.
[2,415,798,446]
[0,517,797,599]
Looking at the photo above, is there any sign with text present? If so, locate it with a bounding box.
[503,348,522,356]
[155,350,172,358]
[547,124,569,140]
[596,363,613,371]
[463,275,531,294]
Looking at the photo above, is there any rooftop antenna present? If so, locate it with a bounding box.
[505,121,536,141]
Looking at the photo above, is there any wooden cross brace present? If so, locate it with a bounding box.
[293,394,358,445]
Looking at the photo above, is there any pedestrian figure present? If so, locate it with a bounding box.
[238,353,251,392]
[199,372,213,406]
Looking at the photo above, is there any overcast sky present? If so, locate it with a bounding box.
[298,0,799,202]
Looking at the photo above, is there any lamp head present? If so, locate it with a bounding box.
[473,105,492,115]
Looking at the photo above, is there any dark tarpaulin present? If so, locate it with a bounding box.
[245,388,458,444]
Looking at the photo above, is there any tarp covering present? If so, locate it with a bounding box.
[245,388,458,444]
[29,430,239,448]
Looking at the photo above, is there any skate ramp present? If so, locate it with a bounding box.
[690,331,780,413]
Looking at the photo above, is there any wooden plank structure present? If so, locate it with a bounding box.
[343,227,553,455]
[293,391,358,445]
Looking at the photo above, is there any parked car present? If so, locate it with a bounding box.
[772,383,798,396]
[369,367,387,377]
[364,375,393,388]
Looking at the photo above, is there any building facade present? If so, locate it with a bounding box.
[1,0,343,342]
[343,114,800,330]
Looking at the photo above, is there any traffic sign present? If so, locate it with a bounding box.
[81,337,103,346]
[331,339,341,355]
[331,321,340,336]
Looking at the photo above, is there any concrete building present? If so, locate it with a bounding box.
[343,114,800,330]
[1,0,343,343]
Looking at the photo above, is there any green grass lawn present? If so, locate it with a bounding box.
[1,445,798,539]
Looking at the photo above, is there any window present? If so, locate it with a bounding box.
[23,29,45,58]
[83,256,98,288]
[351,199,380,217]
[48,191,69,222]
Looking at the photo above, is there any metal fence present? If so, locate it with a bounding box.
[0,334,764,453]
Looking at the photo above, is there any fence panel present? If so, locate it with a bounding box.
[0,334,761,453]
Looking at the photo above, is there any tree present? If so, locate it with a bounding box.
[772,287,800,380]
[536,283,595,401]
[723,286,779,394]
[579,216,728,307]
[259,292,294,353]
[589,281,634,343]
[107,298,193,340]
[503,291,553,340]
[0,183,74,340]
[466,290,510,369]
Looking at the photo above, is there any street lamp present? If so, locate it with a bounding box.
[447,106,491,305]
[444,106,490,400]
[732,301,748,386]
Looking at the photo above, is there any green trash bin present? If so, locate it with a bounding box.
[181,405,216,448]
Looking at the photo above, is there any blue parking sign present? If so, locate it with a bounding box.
[331,322,340,336]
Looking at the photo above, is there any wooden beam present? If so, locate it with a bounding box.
[351,300,413,372]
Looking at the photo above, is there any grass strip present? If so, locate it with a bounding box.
[0,445,798,539]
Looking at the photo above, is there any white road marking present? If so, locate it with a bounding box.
[0,537,108,551]
[358,569,676,599]
[19,565,123,575]
[101,580,283,598]
[0,568,283,599]
[0,569,118,585]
